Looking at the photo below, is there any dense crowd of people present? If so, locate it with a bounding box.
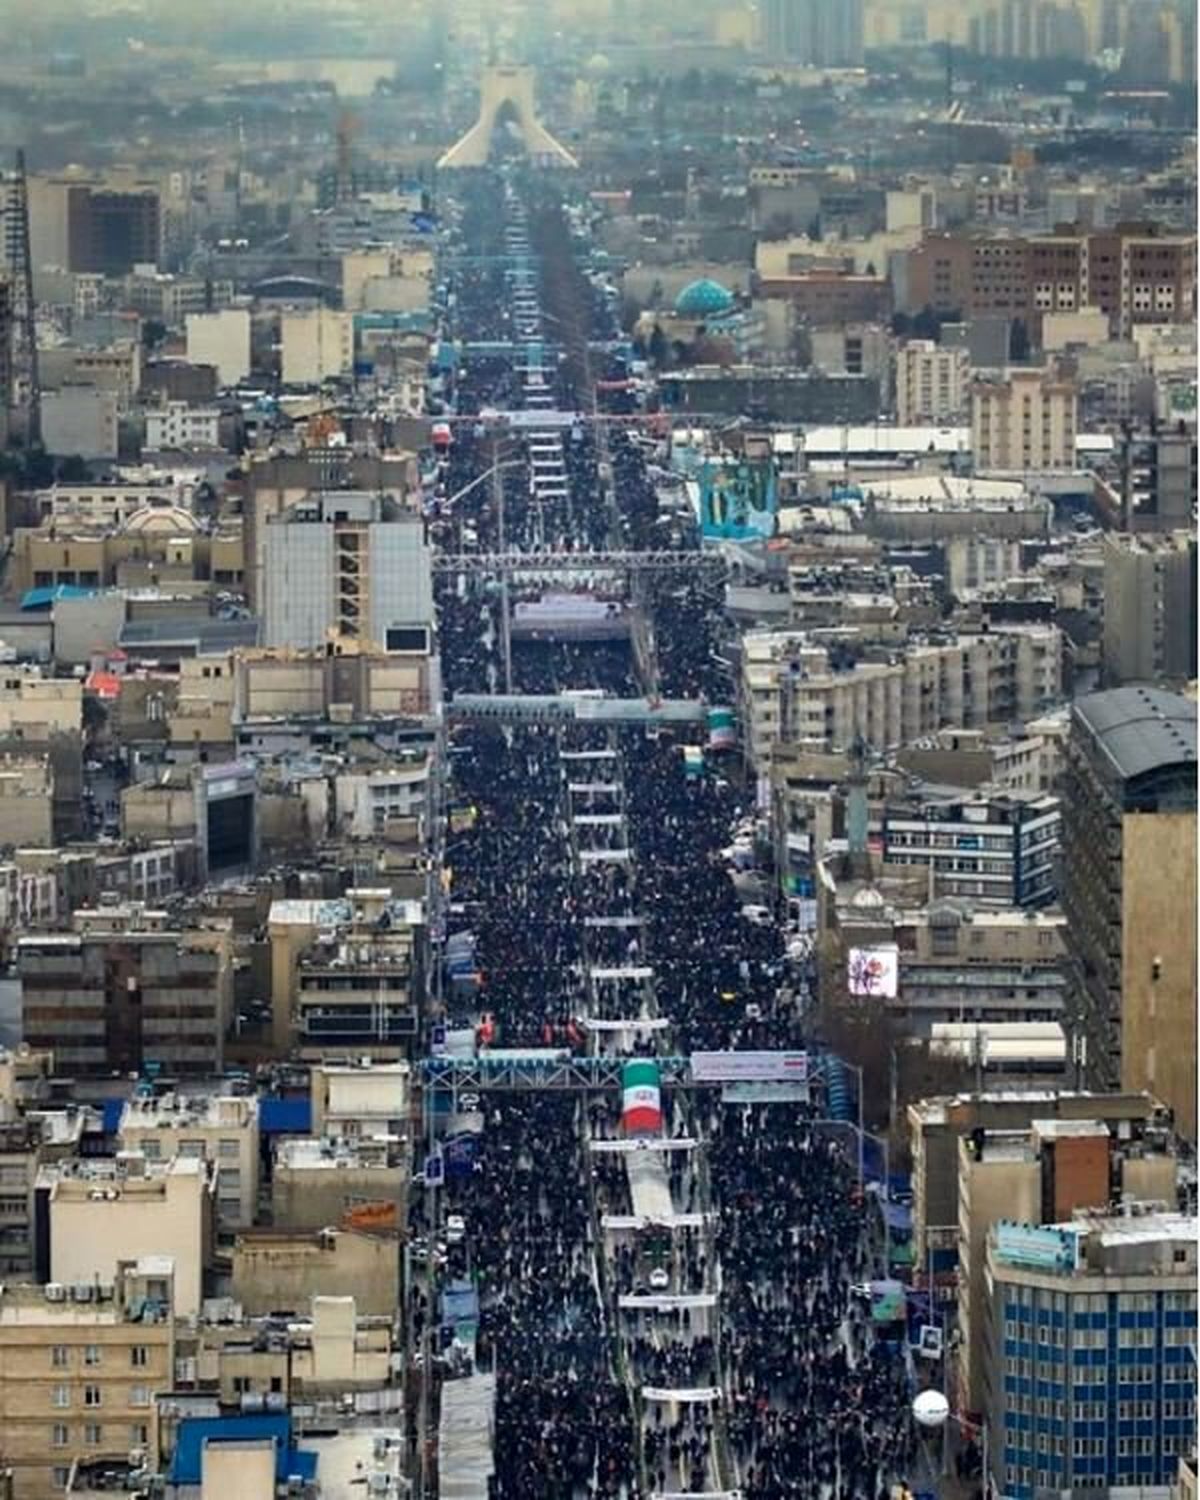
[417,165,912,1500]
[709,1102,917,1499]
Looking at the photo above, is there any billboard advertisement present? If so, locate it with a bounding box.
[995,1221,1081,1273]
[847,944,899,999]
[691,1050,809,1084]
[698,459,776,542]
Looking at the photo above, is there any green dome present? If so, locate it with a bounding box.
[674,278,734,318]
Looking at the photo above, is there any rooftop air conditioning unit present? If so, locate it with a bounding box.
[44,1282,66,1301]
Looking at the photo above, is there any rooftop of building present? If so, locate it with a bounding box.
[0,1258,174,1324]
[1073,685,1197,782]
[865,474,1032,507]
[119,1092,258,1133]
[909,1089,1165,1128]
[801,424,970,455]
[38,1152,210,1190]
[316,1058,411,1079]
[119,617,260,653]
[1031,1117,1110,1141]
[275,1136,402,1170]
[964,1131,1038,1165]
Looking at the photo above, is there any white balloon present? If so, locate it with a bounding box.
[913,1389,951,1429]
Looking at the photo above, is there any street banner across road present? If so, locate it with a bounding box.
[691,1050,808,1084]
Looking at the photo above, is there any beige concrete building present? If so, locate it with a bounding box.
[1062,688,1197,1140]
[118,1093,260,1232]
[0,671,82,738]
[272,1137,405,1234]
[231,1227,398,1317]
[233,645,436,725]
[169,655,236,752]
[895,339,968,425]
[1101,531,1197,688]
[311,1060,411,1138]
[907,1089,1172,1272]
[280,308,353,386]
[972,367,1078,472]
[0,1261,174,1500]
[740,624,1062,762]
[189,1293,391,1404]
[0,755,55,848]
[185,309,251,389]
[886,904,1068,1033]
[267,889,423,1057]
[5,510,243,597]
[957,1130,1042,1411]
[41,1155,213,1319]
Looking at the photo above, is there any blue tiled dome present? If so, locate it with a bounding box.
[674,278,734,317]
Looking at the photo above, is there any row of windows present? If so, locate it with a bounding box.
[51,1345,151,1369]
[51,1383,152,1406]
[53,1422,149,1449]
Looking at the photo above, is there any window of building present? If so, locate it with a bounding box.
[52,1424,69,1448]
[129,1386,150,1407]
[83,1345,101,1366]
[51,1345,69,1368]
[52,1386,70,1408]
[130,1424,149,1447]
[130,1346,148,1369]
[83,1386,101,1407]
[84,1423,102,1446]
[53,1468,70,1490]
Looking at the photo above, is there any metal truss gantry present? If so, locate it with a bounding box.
[433,550,726,574]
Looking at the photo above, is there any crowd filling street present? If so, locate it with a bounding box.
[411,165,911,1500]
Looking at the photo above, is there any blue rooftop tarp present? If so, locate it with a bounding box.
[21,584,98,610]
[169,1416,318,1484]
[260,1097,311,1135]
[101,1099,124,1134]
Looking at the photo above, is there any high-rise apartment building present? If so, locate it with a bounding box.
[906,227,1196,340]
[117,1093,260,1233]
[261,491,433,652]
[761,0,864,64]
[972,366,1078,471]
[0,1262,174,1500]
[895,339,969,424]
[1061,687,1197,1139]
[1102,531,1198,687]
[881,791,1061,908]
[741,625,1062,762]
[280,306,354,385]
[982,1212,1197,1500]
[17,904,234,1079]
[955,1117,1179,1413]
[66,187,160,277]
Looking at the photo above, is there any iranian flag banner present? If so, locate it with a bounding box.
[622,1059,662,1136]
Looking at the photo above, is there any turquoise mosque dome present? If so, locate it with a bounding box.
[674,278,734,318]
